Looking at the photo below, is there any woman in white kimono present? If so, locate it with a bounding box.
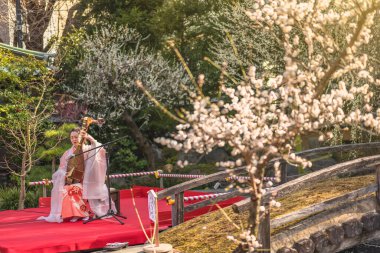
[38,128,115,223]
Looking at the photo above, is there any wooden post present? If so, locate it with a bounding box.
[280,162,287,184]
[376,164,380,206]
[171,198,177,227]
[154,196,160,247]
[171,192,184,227]
[177,192,184,225]
[42,185,47,197]
[158,170,164,188]
[258,202,271,252]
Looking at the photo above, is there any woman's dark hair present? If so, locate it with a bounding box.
[70,127,81,135]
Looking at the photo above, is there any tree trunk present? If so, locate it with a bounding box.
[122,111,157,170]
[62,2,86,36]
[18,154,27,210]
[25,28,44,51]
[23,0,56,51]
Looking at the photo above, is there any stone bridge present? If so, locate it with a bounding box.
[273,193,380,253]
[232,147,380,253]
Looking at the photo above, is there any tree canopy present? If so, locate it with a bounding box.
[0,49,56,209]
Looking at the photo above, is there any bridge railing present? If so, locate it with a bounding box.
[234,144,380,214]
[277,142,380,183]
[156,167,248,226]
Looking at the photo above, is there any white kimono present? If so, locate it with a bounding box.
[38,141,115,223]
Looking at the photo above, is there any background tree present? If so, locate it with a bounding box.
[0,0,78,51]
[73,0,239,83]
[0,49,56,209]
[149,0,236,74]
[21,0,57,50]
[209,1,285,81]
[79,0,164,44]
[146,0,380,251]
[36,123,77,174]
[211,0,380,150]
[59,25,188,170]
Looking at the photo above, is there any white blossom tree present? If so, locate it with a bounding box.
[141,0,380,251]
[210,0,380,148]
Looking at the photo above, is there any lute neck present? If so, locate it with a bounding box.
[75,118,90,152]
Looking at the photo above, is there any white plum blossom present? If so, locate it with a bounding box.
[140,0,380,251]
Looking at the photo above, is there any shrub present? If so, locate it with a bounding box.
[0,186,41,210]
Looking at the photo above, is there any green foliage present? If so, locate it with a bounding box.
[159,163,219,189]
[58,25,189,171]
[0,50,49,89]
[209,1,285,81]
[0,49,55,209]
[25,190,41,209]
[80,0,165,47]
[27,165,53,183]
[9,174,21,187]
[150,0,239,87]
[75,0,240,85]
[57,29,87,91]
[294,135,303,152]
[110,162,219,190]
[109,136,148,174]
[0,49,52,128]
[0,49,54,138]
[36,123,77,163]
[60,25,187,119]
[161,147,179,165]
[1,166,51,209]
[8,165,52,188]
[0,187,19,210]
[0,186,41,210]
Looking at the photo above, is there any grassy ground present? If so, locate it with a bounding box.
[160,174,375,253]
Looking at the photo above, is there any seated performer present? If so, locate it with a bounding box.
[38,127,115,223]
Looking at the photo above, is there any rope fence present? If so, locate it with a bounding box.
[109,171,157,179]
[28,171,276,186]
[183,192,228,202]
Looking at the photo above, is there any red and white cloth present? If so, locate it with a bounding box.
[37,141,115,223]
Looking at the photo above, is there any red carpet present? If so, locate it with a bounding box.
[0,186,244,253]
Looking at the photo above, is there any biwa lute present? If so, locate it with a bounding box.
[65,117,104,185]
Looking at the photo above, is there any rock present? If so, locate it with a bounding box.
[310,231,330,253]
[293,239,315,253]
[342,219,363,238]
[325,225,344,245]
[361,212,380,232]
[277,247,298,253]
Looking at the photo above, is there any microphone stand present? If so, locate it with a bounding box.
[68,136,129,225]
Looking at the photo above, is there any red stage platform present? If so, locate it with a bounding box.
[0,186,244,253]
